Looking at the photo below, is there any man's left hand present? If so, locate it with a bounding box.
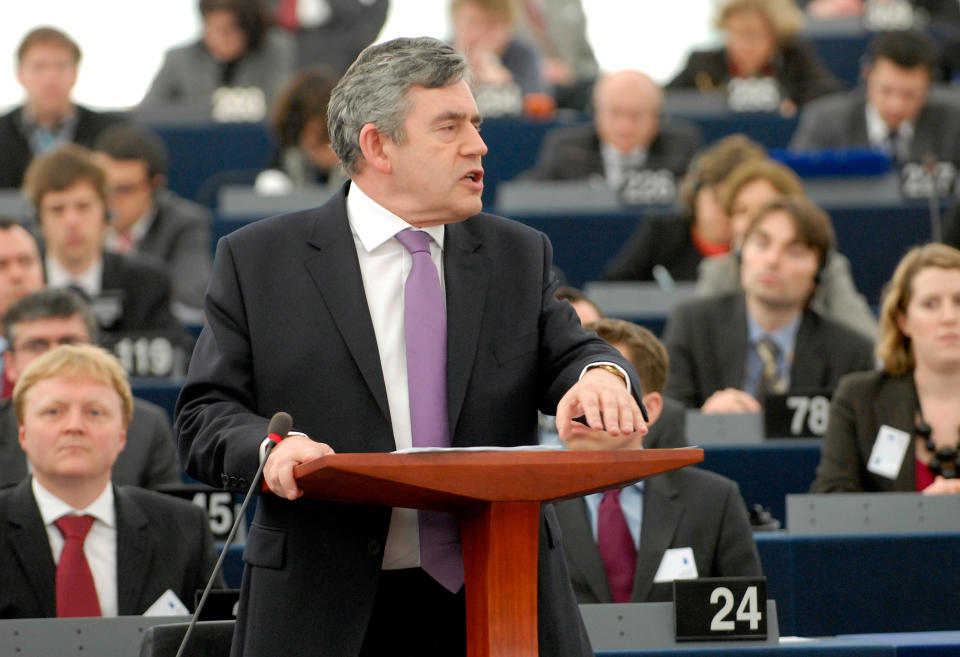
[555,367,647,442]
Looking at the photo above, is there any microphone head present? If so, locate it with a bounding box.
[267,411,293,438]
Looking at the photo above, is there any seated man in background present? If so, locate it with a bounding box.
[0,218,45,377]
[0,27,124,189]
[0,289,179,490]
[522,70,701,185]
[0,344,218,618]
[22,144,191,376]
[93,124,212,324]
[663,196,875,412]
[790,30,960,167]
[555,318,761,603]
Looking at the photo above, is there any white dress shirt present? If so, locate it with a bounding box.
[44,254,104,298]
[345,182,445,571]
[865,103,914,162]
[33,478,118,617]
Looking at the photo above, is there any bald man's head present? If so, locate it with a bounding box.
[593,70,662,153]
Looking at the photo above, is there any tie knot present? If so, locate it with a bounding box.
[395,228,432,255]
[600,488,622,505]
[55,515,95,540]
[756,336,780,360]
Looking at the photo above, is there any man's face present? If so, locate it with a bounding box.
[594,73,661,154]
[0,226,44,317]
[18,373,126,488]
[16,43,77,119]
[380,81,488,226]
[39,180,107,272]
[202,9,248,63]
[740,210,820,312]
[94,155,154,233]
[866,58,930,130]
[4,314,91,383]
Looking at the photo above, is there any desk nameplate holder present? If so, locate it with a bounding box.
[787,493,960,534]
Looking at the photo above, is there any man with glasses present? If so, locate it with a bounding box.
[0,288,179,489]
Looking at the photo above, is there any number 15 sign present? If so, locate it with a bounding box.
[674,577,768,641]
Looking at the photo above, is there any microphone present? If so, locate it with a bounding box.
[923,153,943,242]
[175,412,292,657]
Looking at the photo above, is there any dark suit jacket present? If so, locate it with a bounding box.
[555,466,762,603]
[0,478,220,618]
[667,39,843,106]
[0,105,125,189]
[175,182,643,657]
[662,293,876,407]
[644,396,687,449]
[790,88,960,166]
[129,189,213,314]
[602,214,703,282]
[522,121,702,180]
[811,370,920,493]
[0,398,181,490]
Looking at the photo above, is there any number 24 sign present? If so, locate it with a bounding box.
[674,577,768,641]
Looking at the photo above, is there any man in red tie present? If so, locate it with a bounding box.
[0,344,219,618]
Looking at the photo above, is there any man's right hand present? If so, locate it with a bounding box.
[263,434,335,500]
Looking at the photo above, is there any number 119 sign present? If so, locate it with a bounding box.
[673,577,768,641]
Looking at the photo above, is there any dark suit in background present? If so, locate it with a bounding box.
[0,479,219,618]
[522,122,702,180]
[0,106,125,189]
[602,215,704,282]
[556,466,761,603]
[662,293,875,407]
[0,398,180,490]
[811,370,920,493]
[789,88,960,165]
[175,183,641,656]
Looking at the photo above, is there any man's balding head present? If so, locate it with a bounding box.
[593,70,662,154]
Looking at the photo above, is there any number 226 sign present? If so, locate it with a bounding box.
[673,577,767,641]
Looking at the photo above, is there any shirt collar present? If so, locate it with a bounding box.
[345,182,445,253]
[865,102,914,145]
[32,477,116,529]
[107,201,156,249]
[747,311,801,357]
[45,254,103,297]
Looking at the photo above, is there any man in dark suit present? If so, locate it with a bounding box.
[663,196,875,412]
[790,30,960,167]
[0,27,124,189]
[0,343,218,618]
[93,125,212,323]
[176,36,648,657]
[0,288,180,490]
[555,318,761,603]
[21,143,191,368]
[522,70,702,183]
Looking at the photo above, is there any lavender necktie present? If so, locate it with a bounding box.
[395,228,463,592]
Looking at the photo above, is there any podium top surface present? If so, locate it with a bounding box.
[293,447,703,510]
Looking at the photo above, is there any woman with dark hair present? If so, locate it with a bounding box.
[139,0,295,120]
[812,243,960,494]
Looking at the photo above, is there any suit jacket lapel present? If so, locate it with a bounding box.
[718,295,749,390]
[633,476,683,602]
[877,374,919,490]
[556,499,611,603]
[443,221,491,439]
[115,486,153,615]
[790,312,825,388]
[304,190,391,425]
[6,479,57,616]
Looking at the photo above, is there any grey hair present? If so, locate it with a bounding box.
[328,37,469,174]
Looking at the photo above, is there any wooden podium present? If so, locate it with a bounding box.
[294,447,703,657]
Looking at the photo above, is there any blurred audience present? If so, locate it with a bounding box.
[554,318,761,603]
[663,196,874,412]
[93,125,212,323]
[812,243,960,494]
[272,0,389,74]
[0,27,125,189]
[668,0,842,113]
[0,343,217,618]
[138,0,296,122]
[21,144,187,357]
[451,0,551,116]
[0,219,45,382]
[602,135,765,283]
[522,70,701,184]
[0,289,179,490]
[697,158,877,339]
[254,67,346,194]
[790,30,960,167]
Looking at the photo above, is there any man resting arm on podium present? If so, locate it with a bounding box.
[175,36,646,657]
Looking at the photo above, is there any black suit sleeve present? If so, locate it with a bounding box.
[661,303,702,407]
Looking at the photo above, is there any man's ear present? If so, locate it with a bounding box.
[640,391,663,427]
[357,123,392,174]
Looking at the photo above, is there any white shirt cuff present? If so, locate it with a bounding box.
[580,361,632,396]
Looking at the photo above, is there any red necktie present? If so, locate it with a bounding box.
[276,0,299,30]
[55,515,102,617]
[597,489,637,603]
